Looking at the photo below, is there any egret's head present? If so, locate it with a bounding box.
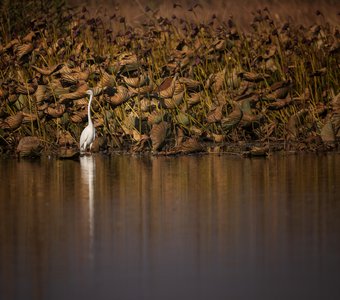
[86,90,93,96]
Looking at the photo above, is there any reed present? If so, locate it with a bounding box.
[0,0,339,157]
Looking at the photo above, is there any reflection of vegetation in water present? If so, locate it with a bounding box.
[0,0,339,157]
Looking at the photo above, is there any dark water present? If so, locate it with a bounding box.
[0,154,340,300]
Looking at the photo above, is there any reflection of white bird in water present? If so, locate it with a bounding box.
[80,156,96,261]
[80,90,96,153]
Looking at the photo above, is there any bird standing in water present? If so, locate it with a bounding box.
[80,90,96,154]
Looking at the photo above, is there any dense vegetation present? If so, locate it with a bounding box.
[0,0,339,157]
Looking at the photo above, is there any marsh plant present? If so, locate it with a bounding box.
[0,0,339,157]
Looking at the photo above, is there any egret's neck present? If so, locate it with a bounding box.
[88,94,93,126]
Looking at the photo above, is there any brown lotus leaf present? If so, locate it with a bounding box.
[15,81,38,95]
[60,71,90,85]
[48,79,70,97]
[122,74,149,88]
[216,90,229,105]
[175,111,190,126]
[74,98,89,107]
[175,127,185,147]
[16,136,42,157]
[176,137,203,154]
[241,71,269,82]
[147,110,166,125]
[286,109,309,140]
[150,121,169,151]
[92,86,106,96]
[320,119,336,143]
[187,91,203,107]
[250,145,270,156]
[121,114,137,136]
[1,112,24,130]
[59,83,89,103]
[35,85,51,103]
[55,64,74,75]
[22,31,36,43]
[331,112,340,134]
[212,134,224,143]
[36,103,48,114]
[4,39,19,52]
[45,104,66,118]
[267,97,293,110]
[331,93,340,111]
[226,69,241,90]
[94,117,104,128]
[70,110,88,123]
[57,147,79,159]
[15,43,34,60]
[189,126,203,136]
[57,130,75,146]
[22,112,38,123]
[160,91,184,109]
[107,86,131,106]
[240,113,264,128]
[263,84,291,101]
[32,64,65,75]
[178,77,202,91]
[139,98,153,112]
[128,81,155,96]
[206,68,226,93]
[221,103,243,131]
[98,71,116,88]
[155,73,178,98]
[206,105,223,123]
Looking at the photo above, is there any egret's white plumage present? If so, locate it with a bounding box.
[80,90,96,153]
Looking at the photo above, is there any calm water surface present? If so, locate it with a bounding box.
[0,154,340,300]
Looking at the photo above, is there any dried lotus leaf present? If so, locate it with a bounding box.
[58,130,75,146]
[150,121,168,151]
[147,110,166,125]
[320,120,336,143]
[187,91,203,107]
[2,112,23,130]
[160,91,184,109]
[16,136,42,157]
[176,137,203,154]
[221,105,243,131]
[32,63,64,76]
[206,105,223,123]
[128,81,155,96]
[286,109,309,140]
[35,85,51,103]
[15,43,33,59]
[107,86,131,106]
[175,111,190,126]
[155,74,178,98]
[98,71,116,88]
[45,104,66,118]
[59,84,89,103]
[22,112,38,123]
[70,110,88,123]
[178,77,202,91]
[122,74,149,88]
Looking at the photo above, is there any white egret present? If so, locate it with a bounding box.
[80,89,96,153]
